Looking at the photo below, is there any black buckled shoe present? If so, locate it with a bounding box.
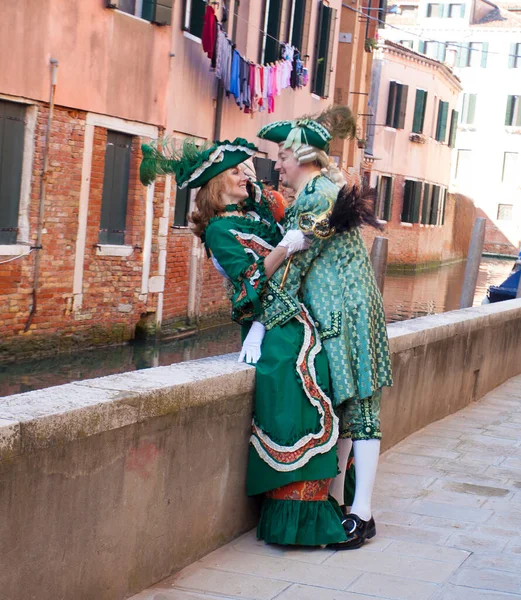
[328,513,376,550]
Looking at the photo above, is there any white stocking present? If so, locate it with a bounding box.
[329,437,353,505]
[350,439,380,522]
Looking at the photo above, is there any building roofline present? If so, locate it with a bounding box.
[381,40,463,91]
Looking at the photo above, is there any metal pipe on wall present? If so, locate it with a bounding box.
[25,58,59,332]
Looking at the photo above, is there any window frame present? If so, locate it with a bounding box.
[461,93,477,125]
[502,152,519,184]
[183,0,206,38]
[108,0,172,25]
[448,3,465,17]
[98,130,133,246]
[455,149,472,180]
[385,81,408,129]
[401,179,422,224]
[497,204,513,220]
[312,2,337,98]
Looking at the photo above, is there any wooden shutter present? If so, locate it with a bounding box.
[509,43,517,68]
[184,0,205,36]
[436,101,449,142]
[421,183,432,224]
[323,7,337,98]
[386,81,397,126]
[412,182,422,223]
[396,84,408,129]
[458,43,470,67]
[412,89,427,133]
[481,42,488,68]
[313,3,332,97]
[291,0,306,50]
[401,180,412,223]
[505,95,514,125]
[430,185,441,224]
[0,101,25,245]
[173,186,190,227]
[265,0,283,63]
[467,94,476,125]
[418,40,425,54]
[448,109,459,147]
[383,177,393,222]
[438,41,447,62]
[99,131,132,245]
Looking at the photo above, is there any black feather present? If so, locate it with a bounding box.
[329,185,384,233]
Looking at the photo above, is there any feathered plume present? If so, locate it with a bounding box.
[139,138,212,187]
[329,185,384,233]
[300,105,357,140]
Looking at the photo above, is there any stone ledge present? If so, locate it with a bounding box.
[387,299,521,353]
[2,301,521,461]
[0,354,255,459]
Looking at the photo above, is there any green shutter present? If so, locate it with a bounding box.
[412,89,427,133]
[458,42,470,67]
[418,40,426,54]
[448,109,458,147]
[467,94,476,125]
[383,177,393,222]
[185,0,205,37]
[323,7,337,98]
[430,186,441,224]
[412,182,422,223]
[436,100,449,141]
[386,81,397,126]
[99,131,132,245]
[517,97,521,126]
[313,2,332,96]
[438,41,447,62]
[509,43,516,68]
[505,95,514,126]
[422,183,432,224]
[265,0,283,63]
[173,186,190,226]
[402,180,412,222]
[396,84,408,129]
[0,101,25,245]
[291,0,306,50]
[481,42,488,68]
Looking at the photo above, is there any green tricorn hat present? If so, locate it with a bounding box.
[140,137,257,189]
[257,119,332,151]
[257,105,357,152]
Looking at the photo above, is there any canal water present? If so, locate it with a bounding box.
[0,258,514,397]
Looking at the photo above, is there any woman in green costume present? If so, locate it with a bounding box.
[140,138,347,546]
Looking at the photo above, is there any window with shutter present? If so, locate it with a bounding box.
[289,0,307,52]
[412,89,428,134]
[312,2,334,97]
[322,7,337,98]
[461,94,477,125]
[183,0,206,37]
[421,183,432,224]
[261,0,284,64]
[448,109,459,147]
[108,0,172,25]
[0,101,25,245]
[509,43,521,68]
[505,95,521,126]
[430,185,441,224]
[448,3,465,17]
[468,42,483,67]
[386,81,397,127]
[376,176,393,221]
[497,204,513,220]
[173,186,192,227]
[457,42,470,67]
[426,3,444,17]
[435,101,449,142]
[402,180,421,223]
[99,131,132,245]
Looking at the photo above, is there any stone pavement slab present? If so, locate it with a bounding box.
[130,374,521,600]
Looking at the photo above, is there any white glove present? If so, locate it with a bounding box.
[278,229,312,257]
[211,255,230,279]
[238,321,266,364]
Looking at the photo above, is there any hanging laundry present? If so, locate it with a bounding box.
[202,4,218,60]
[229,49,241,100]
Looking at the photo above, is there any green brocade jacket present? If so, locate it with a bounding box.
[258,175,393,406]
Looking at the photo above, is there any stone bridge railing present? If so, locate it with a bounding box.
[2,300,521,600]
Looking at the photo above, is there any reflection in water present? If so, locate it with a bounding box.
[0,258,515,397]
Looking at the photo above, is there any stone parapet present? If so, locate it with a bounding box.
[2,300,521,599]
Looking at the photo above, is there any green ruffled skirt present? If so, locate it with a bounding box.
[244,312,347,546]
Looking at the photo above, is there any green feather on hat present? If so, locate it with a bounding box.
[140,137,258,189]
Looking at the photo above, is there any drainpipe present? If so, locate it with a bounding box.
[25,58,59,332]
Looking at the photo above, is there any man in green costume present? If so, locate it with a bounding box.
[255,106,393,550]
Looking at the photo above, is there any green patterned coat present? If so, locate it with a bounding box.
[258,175,393,406]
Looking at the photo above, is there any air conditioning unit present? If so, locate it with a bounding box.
[409,133,427,144]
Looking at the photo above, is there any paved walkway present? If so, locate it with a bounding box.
[131,375,521,600]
